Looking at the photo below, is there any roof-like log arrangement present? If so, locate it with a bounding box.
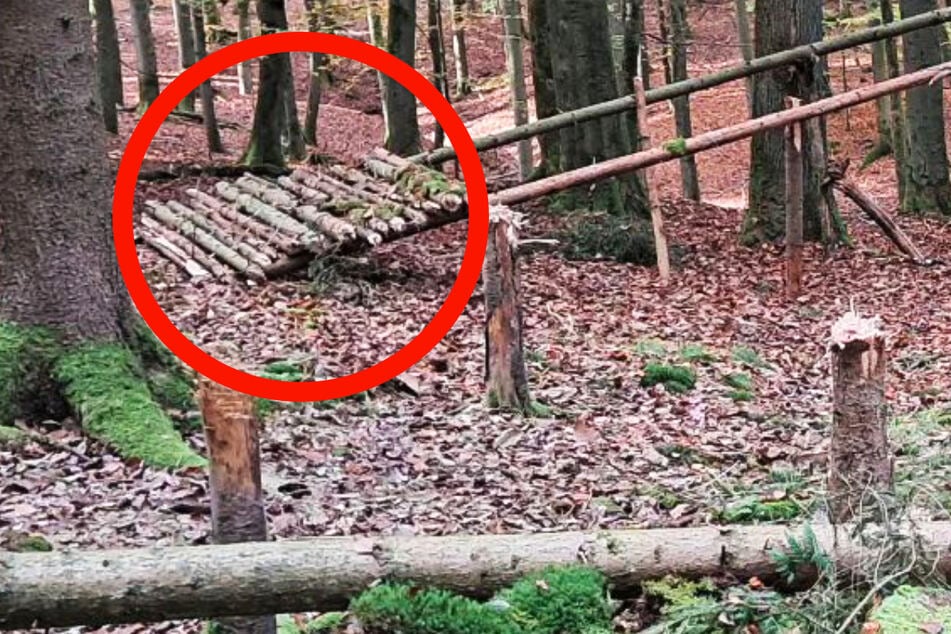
[136,149,467,280]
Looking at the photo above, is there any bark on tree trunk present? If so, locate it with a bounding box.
[236,0,255,95]
[785,98,804,299]
[172,0,197,112]
[450,0,471,96]
[281,53,307,161]
[129,0,160,110]
[303,0,330,146]
[899,0,951,215]
[527,0,560,172]
[5,521,951,629]
[881,0,910,204]
[384,0,421,156]
[191,3,224,154]
[199,378,276,634]
[828,312,894,523]
[501,0,532,179]
[668,0,700,201]
[427,0,450,149]
[367,1,389,130]
[868,17,894,162]
[90,0,123,133]
[484,206,531,411]
[734,0,754,114]
[244,0,288,166]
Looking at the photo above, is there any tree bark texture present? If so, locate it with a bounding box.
[427,0,450,149]
[191,2,224,154]
[484,206,531,411]
[90,0,123,133]
[450,0,471,96]
[5,521,951,629]
[527,0,560,171]
[199,378,276,634]
[244,0,289,166]
[303,0,331,146]
[385,0,421,155]
[172,0,197,112]
[899,0,951,214]
[882,0,910,204]
[0,0,127,342]
[236,0,255,95]
[828,312,894,523]
[668,0,700,201]
[129,0,160,109]
[734,0,754,113]
[501,0,532,179]
[367,2,389,130]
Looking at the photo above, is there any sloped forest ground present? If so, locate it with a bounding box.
[4,0,951,632]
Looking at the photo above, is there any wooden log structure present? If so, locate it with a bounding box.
[828,311,894,523]
[3,521,951,629]
[484,205,531,411]
[413,7,951,166]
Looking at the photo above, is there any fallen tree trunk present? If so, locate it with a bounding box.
[414,8,951,166]
[492,62,951,207]
[3,522,951,629]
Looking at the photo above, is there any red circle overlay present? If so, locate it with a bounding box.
[114,33,489,402]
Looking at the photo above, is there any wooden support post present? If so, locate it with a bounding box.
[198,378,276,634]
[785,97,804,299]
[828,311,894,524]
[484,205,531,412]
[634,76,671,285]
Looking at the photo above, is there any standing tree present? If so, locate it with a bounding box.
[734,0,753,113]
[235,0,255,95]
[450,0,471,96]
[244,0,294,166]
[303,0,332,145]
[130,0,160,111]
[500,0,532,179]
[0,0,202,468]
[426,0,451,149]
[191,0,224,153]
[384,0,421,155]
[172,0,198,113]
[527,0,560,174]
[899,0,951,214]
[667,0,700,201]
[90,0,123,133]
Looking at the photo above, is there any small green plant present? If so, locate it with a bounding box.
[769,524,832,585]
[641,364,696,393]
[679,343,716,364]
[663,137,688,156]
[634,338,668,358]
[722,372,753,392]
[497,566,613,634]
[718,497,801,524]
[731,345,772,370]
[0,425,27,449]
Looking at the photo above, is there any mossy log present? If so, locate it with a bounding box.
[233,173,297,210]
[185,190,288,260]
[214,182,329,252]
[364,149,465,212]
[275,175,332,205]
[4,522,951,629]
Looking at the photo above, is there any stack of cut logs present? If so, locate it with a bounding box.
[137,149,467,281]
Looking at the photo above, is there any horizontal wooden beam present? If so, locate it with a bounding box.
[414,7,951,166]
[491,62,951,206]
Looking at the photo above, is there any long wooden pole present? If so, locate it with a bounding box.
[4,522,951,629]
[785,97,804,299]
[491,62,951,207]
[414,8,951,166]
[633,76,671,285]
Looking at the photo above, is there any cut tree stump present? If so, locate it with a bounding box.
[484,205,531,412]
[828,311,894,523]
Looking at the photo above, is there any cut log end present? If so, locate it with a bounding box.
[830,311,884,349]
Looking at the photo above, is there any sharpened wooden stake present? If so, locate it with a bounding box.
[785,97,804,299]
[634,76,671,286]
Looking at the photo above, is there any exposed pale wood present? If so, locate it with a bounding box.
[186,189,295,256]
[184,195,282,261]
[634,76,671,285]
[785,97,804,299]
[4,522,951,628]
[139,224,212,280]
[214,182,328,252]
[166,200,272,269]
[275,175,332,205]
[493,62,951,206]
[140,215,230,279]
[234,174,298,210]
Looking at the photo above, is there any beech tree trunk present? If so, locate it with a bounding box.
[367,2,388,127]
[900,0,951,214]
[734,0,754,113]
[668,0,700,201]
[236,0,255,95]
[484,206,531,411]
[450,0,471,96]
[90,0,122,133]
[191,0,224,153]
[244,0,289,166]
[172,0,197,112]
[501,0,532,179]
[199,379,276,634]
[427,0,450,149]
[882,0,910,203]
[129,0,160,110]
[385,0,421,155]
[303,0,331,146]
[5,521,951,629]
[828,312,894,523]
[527,0,560,172]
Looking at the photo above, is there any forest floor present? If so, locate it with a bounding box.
[4,1,951,632]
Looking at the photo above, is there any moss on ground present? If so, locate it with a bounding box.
[870,586,951,633]
[0,425,27,449]
[0,323,64,422]
[641,364,696,393]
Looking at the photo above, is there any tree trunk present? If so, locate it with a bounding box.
[527,0,560,173]
[367,2,388,129]
[236,0,255,95]
[668,0,700,201]
[501,0,532,179]
[450,0,471,96]
[899,0,951,215]
[199,378,276,634]
[90,0,122,133]
[203,0,223,43]
[129,0,160,110]
[282,54,307,161]
[868,17,894,162]
[303,0,330,146]
[191,0,224,153]
[244,0,290,167]
[882,0,910,205]
[484,206,531,411]
[828,312,894,523]
[427,0,450,149]
[5,521,951,629]
[172,0,197,112]
[385,0,421,155]
[734,0,754,114]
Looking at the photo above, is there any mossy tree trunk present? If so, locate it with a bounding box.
[0,0,202,469]
[501,0,532,179]
[384,0,421,155]
[129,0,160,111]
[172,0,197,113]
[668,0,700,201]
[526,0,560,174]
[450,0,471,96]
[235,0,254,95]
[899,0,951,215]
[244,0,290,167]
[90,0,122,133]
[743,0,830,245]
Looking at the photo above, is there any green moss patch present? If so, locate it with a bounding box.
[0,425,27,449]
[641,364,696,393]
[55,343,204,469]
[498,566,613,634]
[0,323,64,422]
[870,586,951,633]
[717,497,801,524]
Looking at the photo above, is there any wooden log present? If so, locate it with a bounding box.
[325,163,444,213]
[3,521,951,629]
[166,200,272,269]
[139,226,213,280]
[785,97,804,299]
[364,149,465,212]
[275,175,332,205]
[214,182,329,252]
[493,61,951,207]
[144,202,266,280]
[828,311,894,523]
[187,189,296,257]
[414,8,951,166]
[185,197,283,262]
[633,76,671,286]
[234,174,298,210]
[484,205,531,412]
[140,215,230,279]
[831,178,929,264]
[198,378,276,634]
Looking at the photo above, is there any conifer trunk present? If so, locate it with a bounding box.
[90,0,122,133]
